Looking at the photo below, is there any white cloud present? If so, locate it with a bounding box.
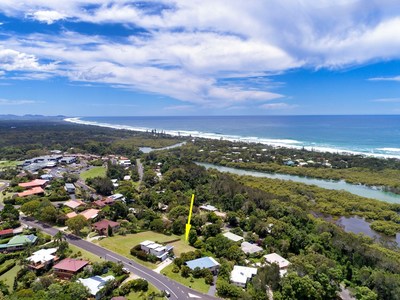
[27,10,67,24]
[0,1,400,107]
[369,76,400,82]
[260,102,297,110]
[0,98,40,105]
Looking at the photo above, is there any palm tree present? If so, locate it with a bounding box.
[54,231,65,246]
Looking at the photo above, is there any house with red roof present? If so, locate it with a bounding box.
[53,258,89,279]
[64,199,85,210]
[18,179,48,189]
[17,187,45,197]
[92,219,120,236]
[0,229,14,239]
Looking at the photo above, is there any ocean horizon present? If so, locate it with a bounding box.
[65,115,400,159]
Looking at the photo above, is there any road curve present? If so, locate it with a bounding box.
[21,217,218,300]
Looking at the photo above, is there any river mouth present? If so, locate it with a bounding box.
[196,162,400,204]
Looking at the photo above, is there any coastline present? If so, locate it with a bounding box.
[64,117,400,160]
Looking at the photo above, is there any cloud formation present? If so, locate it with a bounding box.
[0,1,399,108]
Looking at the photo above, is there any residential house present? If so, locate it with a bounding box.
[264,253,290,276]
[0,229,14,239]
[27,248,58,270]
[140,240,173,261]
[53,258,89,279]
[78,275,115,300]
[185,257,220,275]
[65,183,76,194]
[17,187,45,197]
[241,242,263,255]
[92,219,120,236]
[199,204,218,212]
[18,179,48,189]
[230,265,258,288]
[223,232,244,242]
[66,212,78,219]
[64,200,85,210]
[0,234,37,252]
[79,209,100,220]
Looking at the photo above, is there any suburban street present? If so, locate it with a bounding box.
[20,217,218,300]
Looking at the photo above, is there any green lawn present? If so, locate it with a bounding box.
[162,263,210,294]
[0,263,21,292]
[0,161,20,169]
[98,231,190,269]
[0,192,13,204]
[80,166,107,181]
[126,283,164,300]
[69,244,104,263]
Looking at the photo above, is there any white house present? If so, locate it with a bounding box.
[199,204,218,212]
[65,183,76,194]
[230,265,258,287]
[140,240,173,261]
[27,248,58,270]
[241,242,263,255]
[223,232,244,242]
[78,275,115,299]
[119,159,131,167]
[264,253,290,276]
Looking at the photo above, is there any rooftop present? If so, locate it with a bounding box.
[64,200,84,209]
[17,186,45,197]
[66,212,78,219]
[0,234,37,249]
[264,253,290,269]
[230,266,258,285]
[65,183,75,189]
[92,219,120,231]
[28,248,58,264]
[199,204,218,212]
[223,232,244,242]
[241,242,263,254]
[186,257,220,270]
[19,179,48,188]
[80,209,99,220]
[0,229,13,236]
[53,258,89,272]
[78,275,115,295]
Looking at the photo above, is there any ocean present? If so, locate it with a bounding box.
[65,115,400,159]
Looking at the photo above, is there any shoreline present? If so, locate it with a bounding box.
[64,117,400,160]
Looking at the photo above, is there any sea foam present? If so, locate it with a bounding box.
[64,117,400,160]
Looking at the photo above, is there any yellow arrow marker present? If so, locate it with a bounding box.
[185,194,195,241]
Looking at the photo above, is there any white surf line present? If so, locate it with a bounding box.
[64,117,400,160]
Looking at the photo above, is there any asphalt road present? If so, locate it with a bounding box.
[20,217,218,300]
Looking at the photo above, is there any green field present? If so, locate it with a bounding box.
[80,166,107,181]
[98,231,194,269]
[0,161,20,169]
[0,263,21,292]
[69,244,104,263]
[162,263,210,293]
[126,282,164,300]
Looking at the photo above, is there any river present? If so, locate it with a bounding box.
[139,142,187,153]
[196,162,400,204]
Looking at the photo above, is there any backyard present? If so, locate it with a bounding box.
[80,166,107,181]
[97,231,195,268]
[162,263,211,294]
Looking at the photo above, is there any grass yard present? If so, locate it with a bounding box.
[162,263,210,294]
[0,263,21,292]
[69,244,104,263]
[80,166,107,180]
[0,161,20,169]
[98,231,191,269]
[126,283,164,300]
[0,192,13,204]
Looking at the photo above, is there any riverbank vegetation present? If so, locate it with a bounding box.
[175,139,400,193]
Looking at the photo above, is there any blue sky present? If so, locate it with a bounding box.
[0,1,399,116]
